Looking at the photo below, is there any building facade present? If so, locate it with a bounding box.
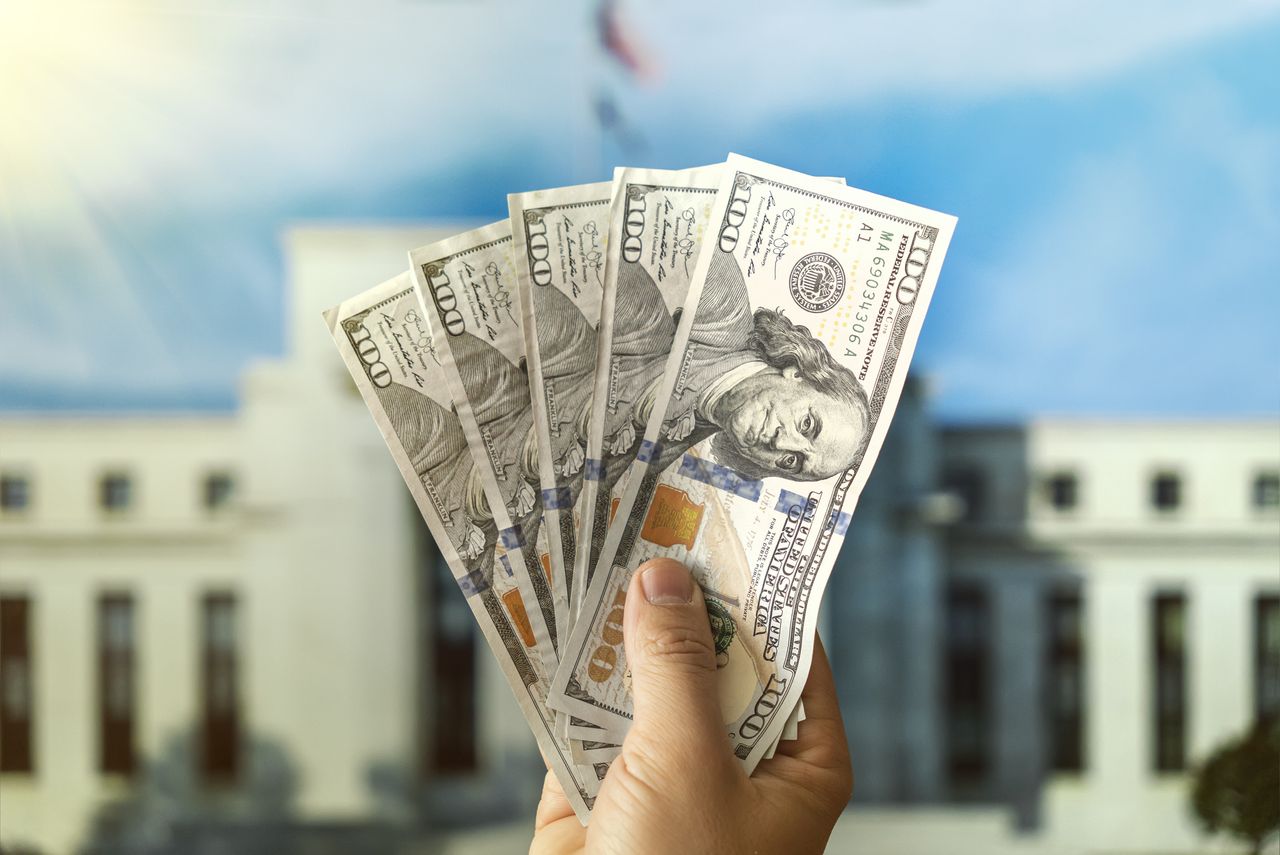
[0,225,543,855]
[2,224,1277,854]
[829,411,1280,851]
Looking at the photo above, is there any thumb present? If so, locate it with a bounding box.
[623,558,725,756]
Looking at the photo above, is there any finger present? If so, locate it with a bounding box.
[774,636,851,775]
[622,558,727,760]
[534,765,577,832]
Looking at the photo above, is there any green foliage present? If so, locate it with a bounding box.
[1191,718,1280,855]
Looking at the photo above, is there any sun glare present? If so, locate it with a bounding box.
[0,1,196,212]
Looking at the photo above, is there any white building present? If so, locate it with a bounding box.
[2,224,1277,854]
[832,410,1280,851]
[940,421,1280,852]
[0,225,542,855]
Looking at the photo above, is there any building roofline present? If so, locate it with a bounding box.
[939,415,1280,432]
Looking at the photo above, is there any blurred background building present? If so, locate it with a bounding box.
[2,226,1276,853]
[1,0,1278,853]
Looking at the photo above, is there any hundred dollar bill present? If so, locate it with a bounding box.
[551,155,956,772]
[579,166,842,619]
[408,221,562,660]
[576,164,723,618]
[508,181,613,626]
[323,273,597,819]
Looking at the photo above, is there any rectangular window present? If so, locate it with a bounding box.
[1045,589,1085,771]
[1256,594,1280,723]
[0,474,30,513]
[428,553,478,774]
[98,594,136,775]
[1152,592,1187,772]
[944,467,986,523]
[203,472,235,511]
[200,593,239,782]
[945,582,990,783]
[1151,472,1181,512]
[100,472,133,512]
[1254,472,1280,510]
[0,596,33,773]
[1045,472,1079,511]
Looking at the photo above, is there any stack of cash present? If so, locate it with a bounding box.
[324,154,956,822]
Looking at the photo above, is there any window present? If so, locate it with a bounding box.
[1152,592,1187,772]
[1254,471,1280,510]
[100,472,133,512]
[427,551,478,774]
[203,472,235,511]
[944,466,986,523]
[1046,589,1085,771]
[1151,472,1181,512]
[98,594,136,775]
[200,593,239,782]
[1256,595,1280,723]
[945,582,990,783]
[0,596,33,773]
[0,474,30,513]
[1044,472,1079,512]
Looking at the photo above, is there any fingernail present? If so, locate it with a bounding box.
[640,559,693,605]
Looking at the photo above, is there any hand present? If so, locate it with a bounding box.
[531,558,852,855]
[511,479,537,519]
[665,409,697,443]
[607,422,637,456]
[561,445,585,477]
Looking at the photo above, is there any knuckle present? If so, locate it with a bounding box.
[606,750,668,807]
[637,623,716,672]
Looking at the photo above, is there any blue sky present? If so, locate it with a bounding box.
[1,0,1277,418]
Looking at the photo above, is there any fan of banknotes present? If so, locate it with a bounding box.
[324,154,956,822]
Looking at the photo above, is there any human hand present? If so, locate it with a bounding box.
[531,558,852,855]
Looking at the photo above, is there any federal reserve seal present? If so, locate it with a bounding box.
[788,252,846,313]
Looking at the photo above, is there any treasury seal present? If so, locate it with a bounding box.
[789,252,846,313]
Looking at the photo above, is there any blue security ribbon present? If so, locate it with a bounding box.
[584,458,605,481]
[774,488,812,515]
[499,527,524,550]
[677,454,763,501]
[828,510,851,535]
[458,567,489,596]
[541,486,573,510]
[637,439,662,463]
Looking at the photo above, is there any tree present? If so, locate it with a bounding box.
[1191,718,1280,855]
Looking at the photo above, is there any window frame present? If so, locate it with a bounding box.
[944,581,991,785]
[0,472,31,514]
[98,592,137,776]
[199,591,240,784]
[1255,593,1280,723]
[1045,587,1086,773]
[1150,470,1183,514]
[1151,591,1188,773]
[0,595,34,775]
[202,471,236,512]
[99,470,134,514]
[1253,470,1280,512]
[1043,470,1080,513]
[943,465,987,524]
